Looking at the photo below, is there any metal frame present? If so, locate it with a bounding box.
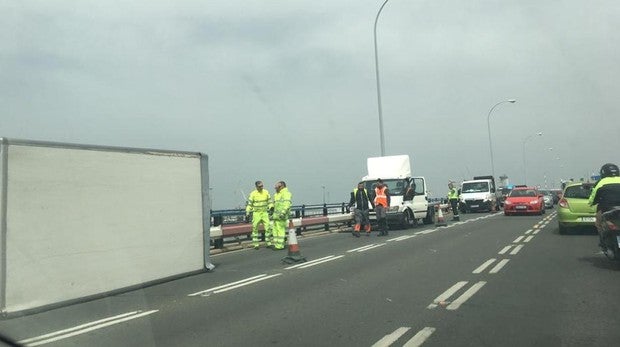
[0,139,8,314]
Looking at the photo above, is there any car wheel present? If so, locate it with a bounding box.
[401,210,415,230]
[423,208,435,225]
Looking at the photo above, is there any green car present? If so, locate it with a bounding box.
[557,182,596,234]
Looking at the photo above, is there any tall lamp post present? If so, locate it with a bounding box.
[487,99,516,179]
[321,185,326,205]
[374,0,390,156]
[522,132,542,185]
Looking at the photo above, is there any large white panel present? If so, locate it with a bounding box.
[4,145,205,312]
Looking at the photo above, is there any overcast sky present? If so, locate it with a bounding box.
[2,1,619,209]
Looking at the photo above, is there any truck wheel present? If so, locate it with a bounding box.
[401,210,415,229]
[423,208,435,225]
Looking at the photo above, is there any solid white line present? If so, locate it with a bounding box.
[510,245,524,255]
[513,236,524,243]
[533,229,540,235]
[447,281,486,310]
[188,274,268,296]
[347,244,377,253]
[498,245,512,255]
[297,255,345,269]
[525,229,533,234]
[387,235,416,242]
[371,327,411,347]
[489,259,510,274]
[20,310,158,346]
[473,258,496,274]
[285,255,336,269]
[19,311,141,344]
[214,274,282,294]
[356,244,386,252]
[427,281,468,309]
[403,327,437,347]
[524,235,534,243]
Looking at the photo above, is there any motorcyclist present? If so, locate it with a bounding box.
[588,163,620,246]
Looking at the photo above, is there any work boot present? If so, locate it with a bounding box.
[254,245,260,250]
[353,231,360,238]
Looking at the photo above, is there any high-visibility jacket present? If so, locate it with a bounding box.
[374,186,388,207]
[350,188,372,210]
[589,176,620,211]
[273,187,292,220]
[246,189,272,214]
[448,187,459,200]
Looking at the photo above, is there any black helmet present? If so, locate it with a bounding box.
[600,163,620,178]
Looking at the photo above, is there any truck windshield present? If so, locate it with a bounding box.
[365,179,409,196]
[461,182,489,193]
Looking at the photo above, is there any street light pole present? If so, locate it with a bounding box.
[321,185,326,205]
[522,132,542,185]
[487,99,516,179]
[374,0,389,156]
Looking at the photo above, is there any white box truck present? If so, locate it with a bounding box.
[459,175,497,213]
[361,155,436,228]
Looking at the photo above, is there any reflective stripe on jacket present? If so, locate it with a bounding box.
[246,189,271,213]
[273,187,292,220]
[374,186,388,207]
[351,188,372,210]
[448,187,459,200]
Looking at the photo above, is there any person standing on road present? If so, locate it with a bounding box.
[349,182,374,237]
[448,181,460,221]
[246,181,272,250]
[272,181,292,250]
[588,163,620,247]
[373,179,391,236]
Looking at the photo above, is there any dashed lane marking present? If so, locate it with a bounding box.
[523,235,534,243]
[498,245,512,255]
[427,281,468,309]
[387,235,417,242]
[189,273,282,296]
[371,327,411,347]
[446,281,486,310]
[403,327,437,347]
[489,259,510,274]
[533,229,540,235]
[525,229,533,234]
[347,243,386,253]
[473,258,496,274]
[513,236,524,243]
[510,245,524,255]
[295,255,345,269]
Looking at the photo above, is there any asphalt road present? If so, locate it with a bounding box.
[2,210,620,347]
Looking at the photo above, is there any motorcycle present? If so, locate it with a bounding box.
[600,206,620,260]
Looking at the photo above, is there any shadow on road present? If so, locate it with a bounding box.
[579,254,620,271]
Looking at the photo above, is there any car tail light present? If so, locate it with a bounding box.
[558,198,569,208]
[606,221,619,230]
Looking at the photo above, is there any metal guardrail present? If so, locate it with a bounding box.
[210,203,352,249]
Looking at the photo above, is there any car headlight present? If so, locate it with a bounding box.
[504,200,512,205]
[388,206,399,212]
[530,200,539,204]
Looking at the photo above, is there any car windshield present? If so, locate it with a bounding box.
[461,182,489,193]
[564,185,593,199]
[510,189,537,197]
[365,179,409,196]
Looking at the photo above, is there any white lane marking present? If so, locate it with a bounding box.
[285,255,337,269]
[19,310,158,346]
[297,255,345,269]
[498,245,512,255]
[510,245,524,255]
[525,229,533,234]
[418,230,435,235]
[446,281,486,310]
[533,229,540,235]
[513,236,524,243]
[371,327,411,347]
[387,235,417,242]
[212,274,282,294]
[189,274,270,296]
[489,259,510,274]
[473,258,496,274]
[427,281,468,309]
[403,327,437,347]
[348,244,378,252]
[524,235,534,243]
[355,244,386,252]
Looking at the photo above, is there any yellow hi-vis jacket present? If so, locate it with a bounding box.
[448,187,459,200]
[273,187,292,220]
[246,189,272,214]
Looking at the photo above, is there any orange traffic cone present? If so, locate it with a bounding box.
[282,221,307,264]
[436,205,448,227]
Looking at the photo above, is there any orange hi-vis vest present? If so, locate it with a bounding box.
[374,186,387,207]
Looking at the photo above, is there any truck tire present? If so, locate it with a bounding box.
[400,210,415,229]
[423,207,435,225]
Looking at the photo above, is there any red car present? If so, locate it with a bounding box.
[503,186,546,216]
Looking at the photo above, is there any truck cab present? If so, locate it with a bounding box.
[360,155,436,228]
